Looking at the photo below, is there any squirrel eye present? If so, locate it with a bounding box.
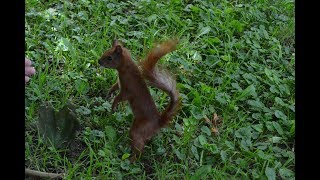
[105,56,112,61]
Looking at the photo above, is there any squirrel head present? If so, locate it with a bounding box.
[98,39,124,69]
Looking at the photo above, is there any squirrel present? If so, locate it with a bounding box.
[98,39,180,161]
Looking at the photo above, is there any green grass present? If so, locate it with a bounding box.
[25,0,295,179]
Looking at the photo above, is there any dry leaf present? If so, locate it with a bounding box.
[204,115,211,124]
[212,113,223,126]
[175,131,183,136]
[211,127,219,135]
[203,113,223,136]
[211,113,223,136]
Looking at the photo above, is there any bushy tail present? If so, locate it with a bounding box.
[140,39,180,127]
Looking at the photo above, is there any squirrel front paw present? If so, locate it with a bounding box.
[106,93,112,101]
[111,102,118,112]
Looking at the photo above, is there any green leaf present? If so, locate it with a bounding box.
[265,167,276,180]
[173,134,181,144]
[126,31,144,38]
[270,85,280,94]
[190,107,203,120]
[230,20,244,32]
[120,159,130,171]
[289,104,295,112]
[75,79,90,94]
[260,26,269,39]
[206,143,219,154]
[175,123,183,133]
[62,38,75,55]
[247,100,265,109]
[240,139,252,151]
[235,158,247,167]
[76,106,91,115]
[147,14,157,23]
[231,82,242,91]
[198,135,207,146]
[98,150,105,157]
[215,92,230,105]
[190,165,212,180]
[272,122,284,135]
[78,11,88,20]
[105,126,117,141]
[290,120,295,136]
[220,150,227,162]
[174,149,186,160]
[156,147,165,155]
[257,150,272,160]
[38,102,80,148]
[235,126,253,139]
[274,97,286,106]
[102,101,111,110]
[38,103,56,144]
[201,126,211,136]
[271,136,282,143]
[243,73,258,84]
[221,54,231,61]
[252,40,261,49]
[252,124,264,133]
[121,153,130,160]
[237,85,256,101]
[207,37,221,44]
[252,113,263,120]
[266,121,275,132]
[72,35,84,44]
[275,110,287,120]
[225,140,235,150]
[278,84,290,95]
[197,26,211,38]
[190,5,201,12]
[91,129,105,138]
[279,168,294,179]
[191,145,199,160]
[190,50,202,61]
[255,142,269,150]
[205,70,213,76]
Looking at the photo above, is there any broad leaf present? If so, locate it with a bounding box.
[38,102,80,148]
[190,165,212,180]
[265,167,276,180]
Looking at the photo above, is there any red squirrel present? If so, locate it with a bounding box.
[98,39,180,161]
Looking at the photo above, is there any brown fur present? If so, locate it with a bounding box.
[98,39,180,161]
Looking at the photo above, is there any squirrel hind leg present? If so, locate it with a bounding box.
[129,118,162,162]
[129,127,147,162]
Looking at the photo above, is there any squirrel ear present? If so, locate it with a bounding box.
[115,45,122,54]
[113,39,119,46]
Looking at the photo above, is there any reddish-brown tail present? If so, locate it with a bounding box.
[140,39,180,127]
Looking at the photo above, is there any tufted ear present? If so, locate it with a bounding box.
[113,39,119,46]
[115,45,122,54]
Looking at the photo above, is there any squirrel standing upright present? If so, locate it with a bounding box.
[98,39,180,161]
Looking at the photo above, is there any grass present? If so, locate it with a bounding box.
[25,0,295,179]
